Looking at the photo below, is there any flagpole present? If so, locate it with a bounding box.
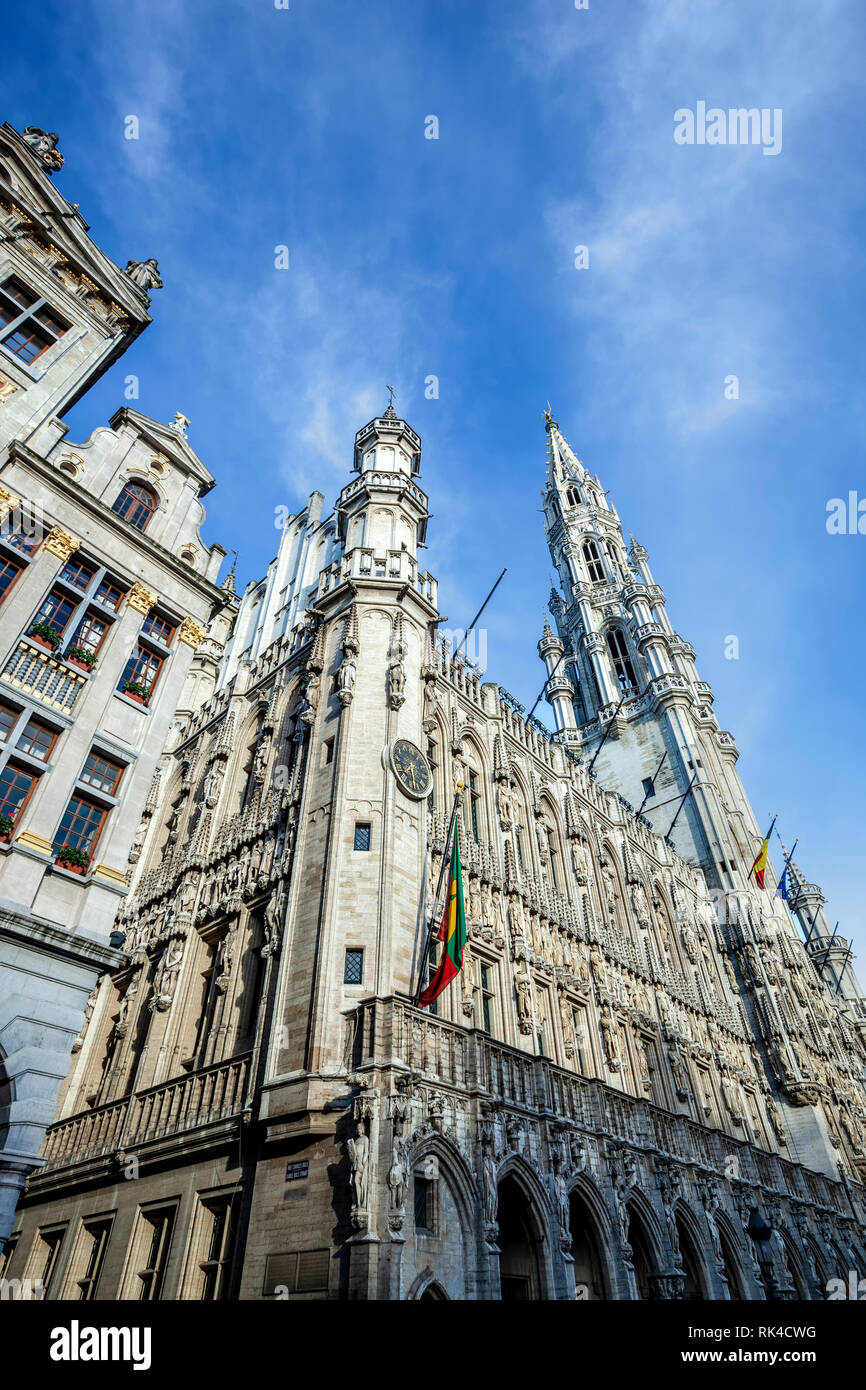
[587,693,627,775]
[636,751,667,816]
[453,570,507,663]
[413,785,462,1006]
[775,837,798,897]
[665,771,697,840]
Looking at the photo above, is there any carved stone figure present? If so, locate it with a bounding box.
[22,127,64,170]
[347,1129,370,1209]
[388,640,406,711]
[124,258,163,290]
[71,985,99,1054]
[337,651,357,705]
[483,1154,499,1226]
[387,1136,410,1211]
[516,976,532,1034]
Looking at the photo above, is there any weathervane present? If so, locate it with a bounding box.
[386,383,397,411]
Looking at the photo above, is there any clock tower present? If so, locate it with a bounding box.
[266,403,440,1082]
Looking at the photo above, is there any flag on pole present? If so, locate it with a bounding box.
[775,864,789,900]
[418,821,466,1009]
[749,815,777,890]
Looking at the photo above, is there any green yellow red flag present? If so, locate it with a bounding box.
[418,821,466,1009]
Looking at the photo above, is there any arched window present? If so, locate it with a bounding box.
[582,540,604,583]
[607,628,636,691]
[565,487,581,508]
[112,481,157,531]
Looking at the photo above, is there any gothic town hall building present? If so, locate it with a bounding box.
[2,123,866,1302]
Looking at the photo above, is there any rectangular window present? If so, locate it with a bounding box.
[547,829,559,890]
[59,558,95,592]
[1,522,41,556]
[0,703,18,742]
[262,1249,330,1297]
[53,794,106,858]
[33,590,76,636]
[95,577,125,611]
[480,964,493,1035]
[516,829,524,870]
[414,1177,433,1232]
[135,1207,175,1301]
[344,948,364,984]
[0,764,36,822]
[353,823,371,852]
[0,276,69,365]
[323,737,335,766]
[141,612,175,645]
[16,718,57,762]
[0,555,22,597]
[76,1219,112,1301]
[35,1227,66,1295]
[119,644,163,694]
[80,750,124,795]
[70,611,108,655]
[468,770,480,840]
[197,1199,236,1302]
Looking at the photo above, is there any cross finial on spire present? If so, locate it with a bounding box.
[386,383,396,410]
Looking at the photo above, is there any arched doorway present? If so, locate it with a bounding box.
[569,1188,609,1300]
[419,1281,448,1301]
[675,1214,707,1301]
[719,1228,747,1300]
[498,1175,542,1301]
[627,1207,657,1300]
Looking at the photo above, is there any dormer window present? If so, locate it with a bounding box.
[0,277,69,366]
[112,481,157,532]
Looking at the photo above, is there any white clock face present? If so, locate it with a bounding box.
[390,738,432,799]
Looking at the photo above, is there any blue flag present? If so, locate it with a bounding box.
[775,865,789,900]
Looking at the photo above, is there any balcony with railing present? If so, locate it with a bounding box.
[1,636,88,714]
[39,1053,251,1175]
[352,997,854,1215]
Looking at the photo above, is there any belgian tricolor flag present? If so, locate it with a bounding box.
[419,822,467,1009]
[749,815,778,890]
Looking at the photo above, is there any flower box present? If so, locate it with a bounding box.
[120,679,152,706]
[54,845,91,874]
[65,645,97,672]
[29,621,62,651]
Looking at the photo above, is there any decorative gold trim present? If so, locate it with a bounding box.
[177,616,207,649]
[15,830,52,855]
[126,581,159,616]
[0,484,21,519]
[93,863,128,887]
[0,378,19,404]
[43,525,81,561]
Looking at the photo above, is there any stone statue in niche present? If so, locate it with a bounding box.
[387,1136,410,1213]
[72,985,99,1053]
[388,638,406,710]
[516,975,533,1034]
[337,649,358,705]
[347,1125,370,1210]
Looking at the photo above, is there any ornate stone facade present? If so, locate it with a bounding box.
[5,405,865,1301]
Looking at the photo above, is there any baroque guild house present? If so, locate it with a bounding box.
[3,388,866,1300]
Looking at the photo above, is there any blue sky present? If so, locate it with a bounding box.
[5,0,866,955]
